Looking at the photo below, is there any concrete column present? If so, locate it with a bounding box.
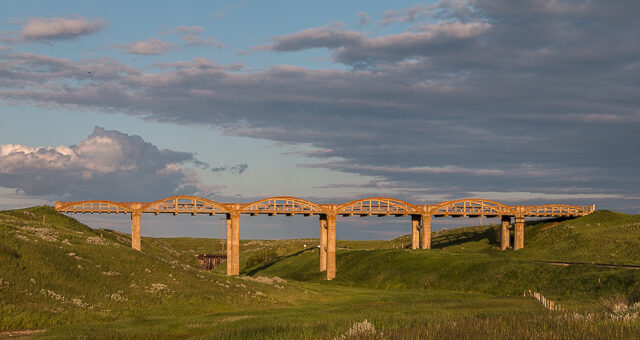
[131,211,141,251]
[226,214,233,275]
[326,213,336,280]
[514,216,525,250]
[319,215,327,272]
[230,212,240,275]
[421,214,432,249]
[411,215,420,249]
[500,216,511,250]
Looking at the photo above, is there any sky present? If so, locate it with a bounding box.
[0,0,638,240]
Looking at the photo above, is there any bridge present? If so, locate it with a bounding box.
[55,196,595,280]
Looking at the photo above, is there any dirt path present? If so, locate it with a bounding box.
[538,260,640,270]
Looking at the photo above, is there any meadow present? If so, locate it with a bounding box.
[1,206,640,338]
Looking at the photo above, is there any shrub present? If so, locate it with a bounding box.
[628,281,640,304]
[245,249,279,268]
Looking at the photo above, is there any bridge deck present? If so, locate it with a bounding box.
[56,197,595,218]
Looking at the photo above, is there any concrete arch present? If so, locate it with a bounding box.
[141,195,228,214]
[56,200,133,213]
[429,198,515,216]
[338,197,419,215]
[241,196,323,215]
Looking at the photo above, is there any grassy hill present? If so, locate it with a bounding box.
[253,210,640,304]
[1,207,639,338]
[0,206,318,335]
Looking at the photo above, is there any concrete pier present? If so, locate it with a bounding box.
[319,215,327,272]
[411,215,420,249]
[500,216,511,250]
[326,213,336,280]
[514,216,525,250]
[421,214,431,249]
[231,212,240,275]
[131,211,141,251]
[226,215,233,275]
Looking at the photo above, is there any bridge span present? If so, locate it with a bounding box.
[56,196,595,280]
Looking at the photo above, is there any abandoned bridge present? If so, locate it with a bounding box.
[55,196,595,280]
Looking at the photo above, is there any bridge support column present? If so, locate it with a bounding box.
[514,216,525,250]
[326,213,336,280]
[226,215,232,275]
[421,214,431,249]
[411,215,420,249]
[500,216,511,250]
[319,215,327,272]
[226,213,240,275]
[131,211,141,251]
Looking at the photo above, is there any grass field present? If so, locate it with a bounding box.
[1,206,640,338]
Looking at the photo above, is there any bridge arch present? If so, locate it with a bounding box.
[337,197,419,216]
[141,195,228,215]
[429,198,515,217]
[241,196,323,215]
[56,200,132,213]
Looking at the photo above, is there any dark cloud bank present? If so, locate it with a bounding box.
[1,0,639,211]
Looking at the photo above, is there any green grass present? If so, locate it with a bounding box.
[1,207,639,338]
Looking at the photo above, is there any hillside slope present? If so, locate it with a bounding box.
[0,206,302,332]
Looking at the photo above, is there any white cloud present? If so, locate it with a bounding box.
[119,38,175,55]
[20,17,105,41]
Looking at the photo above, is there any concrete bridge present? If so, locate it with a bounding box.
[55,196,595,280]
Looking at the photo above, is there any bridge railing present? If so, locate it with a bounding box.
[337,198,418,216]
[142,196,228,215]
[56,201,131,213]
[242,197,323,215]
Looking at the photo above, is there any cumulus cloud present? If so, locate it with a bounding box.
[1,17,106,43]
[0,127,214,200]
[0,0,638,210]
[119,38,175,55]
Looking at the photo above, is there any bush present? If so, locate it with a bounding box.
[245,249,279,268]
[628,281,640,304]
[0,243,20,259]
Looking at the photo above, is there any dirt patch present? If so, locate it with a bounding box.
[539,222,561,231]
[0,329,46,337]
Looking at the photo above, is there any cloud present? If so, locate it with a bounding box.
[0,0,638,210]
[174,26,224,49]
[264,24,364,52]
[1,17,106,43]
[119,38,175,55]
[357,12,372,27]
[301,162,503,176]
[211,163,248,174]
[376,1,476,27]
[0,127,214,200]
[264,21,491,65]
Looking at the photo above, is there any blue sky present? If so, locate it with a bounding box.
[1,0,638,239]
